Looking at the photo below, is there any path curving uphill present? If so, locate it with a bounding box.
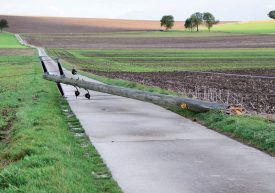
[16,34,275,193]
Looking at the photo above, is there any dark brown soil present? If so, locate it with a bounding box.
[2,15,184,33]
[86,69,275,114]
[2,15,236,34]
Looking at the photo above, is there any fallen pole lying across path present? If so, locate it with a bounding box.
[44,74,228,112]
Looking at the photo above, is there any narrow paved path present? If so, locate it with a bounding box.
[17,35,275,193]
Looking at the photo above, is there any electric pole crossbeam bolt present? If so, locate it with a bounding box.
[85,92,91,100]
[75,90,80,98]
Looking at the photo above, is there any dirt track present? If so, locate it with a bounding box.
[87,70,275,113]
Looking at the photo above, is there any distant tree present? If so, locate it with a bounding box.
[184,18,194,31]
[0,19,8,32]
[190,12,203,32]
[160,15,175,31]
[203,12,219,32]
[268,11,275,19]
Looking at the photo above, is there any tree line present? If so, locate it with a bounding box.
[1,10,275,34]
[161,12,219,32]
[161,10,275,32]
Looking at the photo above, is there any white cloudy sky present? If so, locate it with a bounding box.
[0,0,275,21]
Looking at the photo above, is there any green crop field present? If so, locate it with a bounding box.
[48,48,275,72]
[0,33,26,48]
[213,21,275,34]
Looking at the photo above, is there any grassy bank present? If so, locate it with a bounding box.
[48,48,275,72]
[0,48,121,191]
[59,61,275,156]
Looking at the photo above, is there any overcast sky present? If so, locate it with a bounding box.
[1,0,275,21]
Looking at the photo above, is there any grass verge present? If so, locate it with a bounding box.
[0,49,121,192]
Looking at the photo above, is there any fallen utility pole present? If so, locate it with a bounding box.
[44,74,228,112]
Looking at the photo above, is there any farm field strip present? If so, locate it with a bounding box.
[22,32,275,49]
[2,15,188,33]
[88,70,275,113]
[21,31,241,39]
[48,48,275,72]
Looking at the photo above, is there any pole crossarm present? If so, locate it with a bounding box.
[43,74,228,112]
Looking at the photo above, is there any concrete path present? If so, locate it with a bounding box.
[17,35,275,193]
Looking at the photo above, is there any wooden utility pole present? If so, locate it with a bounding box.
[43,74,227,112]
